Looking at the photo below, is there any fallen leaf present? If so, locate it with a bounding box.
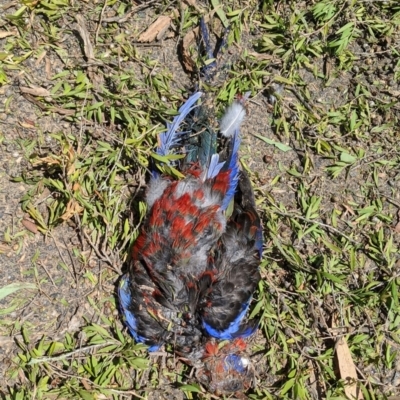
[49,106,75,116]
[19,118,36,129]
[138,15,172,42]
[20,85,51,97]
[247,51,275,61]
[75,15,103,89]
[75,15,95,60]
[332,316,364,400]
[60,199,84,221]
[181,44,196,72]
[22,218,39,234]
[31,156,60,167]
[307,360,321,397]
[35,50,47,66]
[0,242,11,253]
[183,0,197,6]
[335,337,363,399]
[0,30,18,39]
[81,378,92,391]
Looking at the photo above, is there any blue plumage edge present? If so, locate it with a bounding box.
[202,298,257,340]
[119,94,255,349]
[157,92,203,157]
[118,275,161,351]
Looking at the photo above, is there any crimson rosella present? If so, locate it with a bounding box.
[118,91,262,393]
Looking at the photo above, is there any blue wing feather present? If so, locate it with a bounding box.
[202,298,257,340]
[221,128,241,210]
[118,276,161,351]
[157,92,203,157]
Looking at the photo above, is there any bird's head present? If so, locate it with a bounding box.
[195,339,255,396]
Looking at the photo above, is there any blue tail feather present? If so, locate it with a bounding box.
[206,154,225,180]
[221,129,241,210]
[200,18,214,64]
[199,17,216,79]
[157,92,203,157]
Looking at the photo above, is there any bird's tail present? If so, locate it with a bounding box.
[152,92,249,211]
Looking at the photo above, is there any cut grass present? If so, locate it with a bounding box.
[0,0,400,399]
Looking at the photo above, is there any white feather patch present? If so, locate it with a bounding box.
[240,357,250,367]
[219,101,246,137]
[146,177,169,208]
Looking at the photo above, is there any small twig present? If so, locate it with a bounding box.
[51,233,78,286]
[101,0,160,24]
[303,0,348,38]
[62,236,80,283]
[38,261,57,287]
[95,0,108,45]
[130,42,163,47]
[28,341,117,365]
[383,196,400,209]
[77,216,120,274]
[350,149,398,171]
[286,87,321,120]
[43,362,147,399]
[274,210,361,245]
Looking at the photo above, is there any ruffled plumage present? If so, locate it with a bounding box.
[119,45,262,394]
